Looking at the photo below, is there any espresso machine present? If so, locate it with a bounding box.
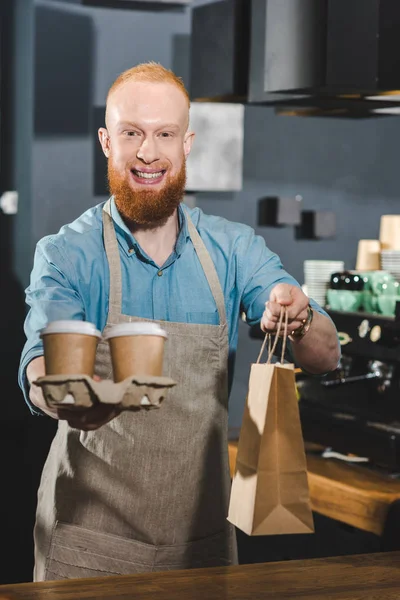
[250,306,400,473]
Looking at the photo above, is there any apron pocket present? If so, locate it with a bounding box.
[186,311,219,325]
[154,528,237,570]
[45,521,157,580]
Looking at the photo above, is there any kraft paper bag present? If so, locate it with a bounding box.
[228,308,314,536]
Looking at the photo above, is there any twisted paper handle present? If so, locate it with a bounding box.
[256,306,289,365]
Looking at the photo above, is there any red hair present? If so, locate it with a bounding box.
[107,62,190,107]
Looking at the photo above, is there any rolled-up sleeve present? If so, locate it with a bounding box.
[239,232,316,324]
[237,230,338,369]
[18,238,85,414]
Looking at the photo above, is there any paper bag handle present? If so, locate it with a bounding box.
[256,306,289,365]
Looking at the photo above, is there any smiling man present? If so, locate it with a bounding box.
[19,62,340,581]
[102,70,192,233]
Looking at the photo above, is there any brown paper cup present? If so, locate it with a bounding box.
[380,215,400,250]
[40,321,102,376]
[355,239,381,271]
[105,322,167,382]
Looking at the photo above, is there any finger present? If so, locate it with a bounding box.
[269,283,293,305]
[262,318,293,336]
[57,407,87,421]
[269,284,310,320]
[66,410,119,431]
[58,405,120,430]
[268,301,308,324]
[40,406,60,419]
[261,312,279,329]
[261,314,281,333]
[67,420,102,432]
[264,301,285,320]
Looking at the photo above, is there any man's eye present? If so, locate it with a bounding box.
[160,132,172,138]
[125,131,139,137]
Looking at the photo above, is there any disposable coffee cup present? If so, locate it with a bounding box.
[356,239,381,271]
[40,320,102,376]
[380,215,400,250]
[105,322,167,382]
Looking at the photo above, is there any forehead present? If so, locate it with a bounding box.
[107,80,189,129]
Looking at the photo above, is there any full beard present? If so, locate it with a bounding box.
[108,160,187,229]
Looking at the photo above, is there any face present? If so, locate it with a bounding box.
[98,80,194,227]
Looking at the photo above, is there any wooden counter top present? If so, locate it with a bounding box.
[229,441,400,536]
[0,552,399,599]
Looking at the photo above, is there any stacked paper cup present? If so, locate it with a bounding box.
[380,215,400,282]
[303,260,345,307]
[381,251,400,282]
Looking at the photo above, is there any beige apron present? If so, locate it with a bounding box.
[33,201,237,581]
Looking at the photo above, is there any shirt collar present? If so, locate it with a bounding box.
[109,197,190,258]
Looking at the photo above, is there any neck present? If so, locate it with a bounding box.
[131,209,180,267]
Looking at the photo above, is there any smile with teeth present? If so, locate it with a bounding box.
[132,169,165,179]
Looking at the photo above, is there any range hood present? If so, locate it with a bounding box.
[191,0,400,117]
[81,0,189,9]
[190,0,250,101]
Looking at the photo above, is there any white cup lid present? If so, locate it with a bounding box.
[40,320,102,338]
[104,322,168,340]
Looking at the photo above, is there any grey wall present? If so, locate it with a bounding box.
[30,0,191,250]
[203,109,400,428]
[11,0,400,429]
[11,0,35,295]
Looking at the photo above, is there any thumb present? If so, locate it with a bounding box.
[270,283,293,305]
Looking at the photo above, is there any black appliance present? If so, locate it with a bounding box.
[250,308,400,472]
[191,0,400,118]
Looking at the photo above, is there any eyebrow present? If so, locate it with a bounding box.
[118,121,180,132]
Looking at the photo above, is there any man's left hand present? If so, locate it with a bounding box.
[57,374,121,431]
[261,283,309,334]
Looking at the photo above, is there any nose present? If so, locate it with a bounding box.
[136,137,160,164]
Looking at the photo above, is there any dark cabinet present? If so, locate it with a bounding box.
[190,0,251,101]
[249,0,326,102]
[326,0,400,93]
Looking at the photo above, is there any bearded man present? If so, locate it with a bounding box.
[19,62,340,581]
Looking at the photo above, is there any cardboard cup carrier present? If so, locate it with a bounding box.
[37,321,173,411]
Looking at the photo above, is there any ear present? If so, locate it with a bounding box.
[98,128,111,158]
[183,130,195,159]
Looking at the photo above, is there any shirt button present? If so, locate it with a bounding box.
[128,248,135,254]
[157,270,163,277]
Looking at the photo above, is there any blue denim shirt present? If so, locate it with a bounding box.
[19,199,327,413]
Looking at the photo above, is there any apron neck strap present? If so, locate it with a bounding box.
[185,209,227,326]
[102,199,123,320]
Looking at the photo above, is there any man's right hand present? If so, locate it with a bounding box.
[26,356,121,430]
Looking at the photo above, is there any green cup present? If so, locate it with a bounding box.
[338,290,362,312]
[362,291,378,314]
[326,289,342,310]
[366,271,396,296]
[377,295,398,317]
[361,272,375,292]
